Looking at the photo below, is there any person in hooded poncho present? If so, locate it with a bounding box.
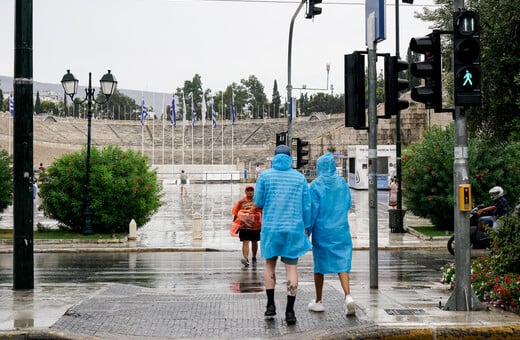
[254,145,312,325]
[307,152,356,317]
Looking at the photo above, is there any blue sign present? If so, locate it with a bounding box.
[365,0,386,44]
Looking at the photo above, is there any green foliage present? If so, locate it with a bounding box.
[38,146,163,233]
[488,214,520,275]
[440,262,455,288]
[414,0,520,141]
[0,149,13,213]
[402,124,520,229]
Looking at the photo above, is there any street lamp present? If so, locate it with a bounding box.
[61,70,117,234]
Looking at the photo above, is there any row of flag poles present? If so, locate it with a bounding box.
[7,92,234,166]
[140,90,236,166]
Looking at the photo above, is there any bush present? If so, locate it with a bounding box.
[402,124,520,229]
[0,149,12,213]
[488,214,520,275]
[38,145,163,233]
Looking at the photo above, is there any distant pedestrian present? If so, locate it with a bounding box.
[180,170,188,196]
[254,144,312,325]
[388,176,398,209]
[231,185,262,267]
[38,162,46,173]
[308,152,355,317]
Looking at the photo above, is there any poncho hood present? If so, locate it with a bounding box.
[272,153,292,171]
[316,152,337,178]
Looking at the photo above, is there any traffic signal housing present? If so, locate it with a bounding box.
[292,138,309,169]
[384,55,409,117]
[453,11,481,107]
[276,132,287,146]
[409,31,442,111]
[345,52,366,129]
[305,0,322,19]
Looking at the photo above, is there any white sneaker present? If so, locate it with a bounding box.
[344,295,355,316]
[308,299,325,312]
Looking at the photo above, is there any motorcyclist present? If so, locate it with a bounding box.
[477,186,509,232]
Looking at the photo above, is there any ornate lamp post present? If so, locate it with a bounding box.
[61,70,117,234]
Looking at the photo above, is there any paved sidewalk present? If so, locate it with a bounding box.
[1,183,519,339]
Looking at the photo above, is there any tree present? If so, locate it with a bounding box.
[175,74,204,121]
[415,0,520,141]
[38,145,162,233]
[0,149,13,213]
[96,89,138,120]
[241,75,268,119]
[34,91,42,114]
[0,88,4,111]
[272,80,281,118]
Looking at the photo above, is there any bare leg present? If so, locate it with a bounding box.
[242,241,250,260]
[285,264,298,296]
[264,259,277,289]
[313,273,324,302]
[338,272,351,296]
[251,241,258,259]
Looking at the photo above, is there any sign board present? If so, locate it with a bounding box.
[365,0,386,45]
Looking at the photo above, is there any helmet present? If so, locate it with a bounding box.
[489,186,504,200]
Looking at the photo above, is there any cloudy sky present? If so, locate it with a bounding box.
[0,0,437,98]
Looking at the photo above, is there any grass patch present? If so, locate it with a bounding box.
[408,226,453,238]
[0,228,126,240]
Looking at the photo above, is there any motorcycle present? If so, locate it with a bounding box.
[447,205,492,256]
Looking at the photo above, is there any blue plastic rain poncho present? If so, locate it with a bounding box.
[309,152,353,274]
[254,153,312,260]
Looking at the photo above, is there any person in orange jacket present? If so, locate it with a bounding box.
[231,185,262,267]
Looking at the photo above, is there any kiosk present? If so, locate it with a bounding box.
[346,145,396,190]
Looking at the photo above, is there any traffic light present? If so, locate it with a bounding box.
[453,11,481,107]
[305,0,322,19]
[345,52,366,129]
[292,138,309,169]
[409,31,442,111]
[276,131,287,146]
[384,55,409,117]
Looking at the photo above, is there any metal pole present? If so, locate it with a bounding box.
[368,40,379,289]
[395,0,404,232]
[84,72,93,235]
[444,0,483,311]
[13,0,34,290]
[286,0,305,145]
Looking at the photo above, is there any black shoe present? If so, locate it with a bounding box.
[285,311,297,325]
[264,304,276,319]
[252,257,257,265]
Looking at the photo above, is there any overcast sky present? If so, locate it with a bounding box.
[0,0,437,99]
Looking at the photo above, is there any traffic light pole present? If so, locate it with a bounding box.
[444,0,483,312]
[367,26,379,290]
[286,0,306,145]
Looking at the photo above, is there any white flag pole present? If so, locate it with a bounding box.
[201,91,207,165]
[182,92,186,165]
[161,94,165,164]
[221,92,224,165]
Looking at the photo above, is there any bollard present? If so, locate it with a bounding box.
[192,212,202,240]
[128,219,137,240]
[348,211,357,239]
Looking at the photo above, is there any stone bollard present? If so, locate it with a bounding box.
[128,219,137,240]
[192,212,202,240]
[348,211,357,239]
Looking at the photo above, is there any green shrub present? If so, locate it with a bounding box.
[402,124,520,229]
[38,145,163,233]
[0,149,12,213]
[488,214,520,275]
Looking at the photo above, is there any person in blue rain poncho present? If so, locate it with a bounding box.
[307,152,356,317]
[254,145,312,325]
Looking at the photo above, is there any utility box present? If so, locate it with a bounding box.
[346,145,396,189]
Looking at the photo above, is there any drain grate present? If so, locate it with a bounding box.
[384,309,427,315]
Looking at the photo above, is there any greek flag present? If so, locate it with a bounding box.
[231,93,236,126]
[170,97,176,127]
[140,99,148,127]
[191,95,195,127]
[201,94,207,126]
[211,101,217,128]
[9,94,14,116]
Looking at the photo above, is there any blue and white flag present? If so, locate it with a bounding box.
[170,97,176,127]
[182,93,187,126]
[231,93,236,126]
[211,101,217,129]
[201,93,207,126]
[191,94,195,128]
[9,94,14,117]
[141,99,148,127]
